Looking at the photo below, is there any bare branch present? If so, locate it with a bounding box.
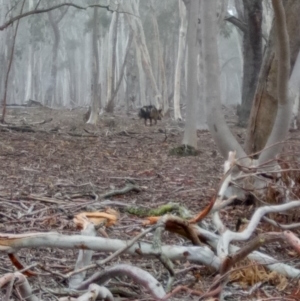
[217,200,300,258]
[77,264,166,299]
[0,232,219,269]
[224,15,247,33]
[0,3,112,31]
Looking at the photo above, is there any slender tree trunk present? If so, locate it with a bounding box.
[87,7,100,124]
[24,0,34,103]
[122,1,146,107]
[196,1,206,130]
[258,0,290,164]
[45,7,68,107]
[245,0,300,156]
[1,0,25,123]
[237,0,263,127]
[201,0,247,160]
[110,30,134,104]
[106,10,119,113]
[126,0,162,108]
[174,0,187,121]
[182,0,199,148]
[150,2,168,114]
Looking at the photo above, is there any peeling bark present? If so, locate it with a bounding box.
[246,0,300,156]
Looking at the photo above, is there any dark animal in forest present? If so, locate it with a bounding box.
[138,105,163,126]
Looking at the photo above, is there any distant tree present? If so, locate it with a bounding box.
[44,3,68,107]
[173,0,187,121]
[150,0,169,114]
[106,9,119,113]
[182,0,199,148]
[87,7,101,125]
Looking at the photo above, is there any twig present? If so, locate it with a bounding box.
[99,184,141,198]
[65,224,161,279]
[263,216,300,230]
[23,194,66,204]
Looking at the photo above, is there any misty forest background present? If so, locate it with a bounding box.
[3,0,300,122]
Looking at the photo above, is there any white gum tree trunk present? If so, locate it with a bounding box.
[174,0,187,121]
[201,0,247,160]
[106,10,119,112]
[24,0,34,102]
[87,8,100,124]
[123,1,146,107]
[127,0,162,108]
[258,0,291,164]
[150,1,168,114]
[182,0,199,148]
[135,42,147,107]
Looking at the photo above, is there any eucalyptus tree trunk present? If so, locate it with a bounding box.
[245,0,300,157]
[150,2,168,114]
[81,33,90,106]
[174,0,187,121]
[135,42,147,107]
[196,1,206,130]
[24,0,34,102]
[202,0,247,160]
[126,0,162,108]
[182,0,199,148]
[87,7,101,124]
[45,7,68,107]
[106,10,119,113]
[257,0,291,164]
[110,30,134,106]
[123,1,146,107]
[237,0,263,127]
[33,45,42,102]
[99,30,108,107]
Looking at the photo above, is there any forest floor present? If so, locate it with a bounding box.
[0,105,300,300]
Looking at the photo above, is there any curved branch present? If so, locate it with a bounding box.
[0,3,112,31]
[217,200,300,258]
[76,264,166,299]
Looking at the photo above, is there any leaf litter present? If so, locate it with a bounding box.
[0,106,300,300]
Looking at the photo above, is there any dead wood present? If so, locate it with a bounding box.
[99,184,141,198]
[22,194,66,204]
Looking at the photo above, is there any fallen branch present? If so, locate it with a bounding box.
[99,184,141,198]
[22,194,66,204]
[67,132,98,138]
[67,224,160,281]
[59,284,114,301]
[0,124,36,132]
[0,272,38,301]
[23,118,53,125]
[193,224,300,278]
[217,200,300,258]
[0,232,220,269]
[76,265,166,299]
